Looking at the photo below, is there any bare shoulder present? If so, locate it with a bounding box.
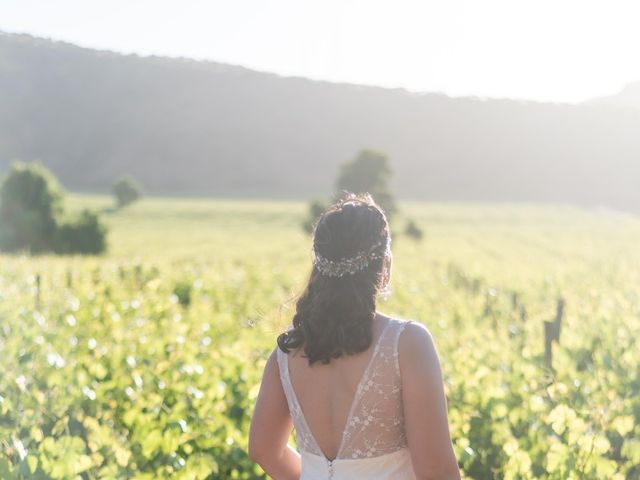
[263,347,280,376]
[259,347,288,399]
[394,322,460,478]
[400,320,434,349]
[398,321,439,373]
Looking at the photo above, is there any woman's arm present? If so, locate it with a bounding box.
[400,322,461,480]
[248,348,302,480]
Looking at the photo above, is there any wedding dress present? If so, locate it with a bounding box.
[276,318,416,479]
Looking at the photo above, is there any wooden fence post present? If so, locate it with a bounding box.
[544,297,564,369]
[511,291,519,310]
[35,273,41,309]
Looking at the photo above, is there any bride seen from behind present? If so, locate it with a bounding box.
[249,193,461,480]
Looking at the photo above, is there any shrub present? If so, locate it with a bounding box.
[112,176,142,208]
[173,280,192,307]
[405,219,424,240]
[54,210,107,254]
[301,199,328,234]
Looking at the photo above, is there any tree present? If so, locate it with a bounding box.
[112,176,142,208]
[335,149,397,220]
[0,161,107,255]
[54,210,107,254]
[300,149,398,234]
[0,162,63,253]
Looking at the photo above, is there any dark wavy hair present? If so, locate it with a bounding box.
[277,193,392,366]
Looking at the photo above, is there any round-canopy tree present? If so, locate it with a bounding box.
[301,149,398,234]
[0,162,63,253]
[112,176,143,209]
[335,149,397,220]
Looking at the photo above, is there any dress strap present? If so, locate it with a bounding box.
[393,320,413,378]
[276,347,293,406]
[275,347,283,377]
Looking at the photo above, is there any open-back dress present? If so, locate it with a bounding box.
[276,318,416,479]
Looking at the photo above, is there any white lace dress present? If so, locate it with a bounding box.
[276,318,416,479]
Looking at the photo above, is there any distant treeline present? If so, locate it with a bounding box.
[1,32,640,211]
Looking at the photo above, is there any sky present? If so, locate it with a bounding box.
[1,0,640,103]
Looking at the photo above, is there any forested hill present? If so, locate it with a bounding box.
[588,81,640,110]
[2,31,640,211]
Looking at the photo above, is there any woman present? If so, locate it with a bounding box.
[249,193,461,480]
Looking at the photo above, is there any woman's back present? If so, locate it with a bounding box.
[248,195,460,480]
[276,314,416,478]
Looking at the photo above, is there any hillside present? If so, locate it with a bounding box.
[588,81,640,110]
[1,31,640,211]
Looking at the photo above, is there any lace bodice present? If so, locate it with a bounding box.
[276,318,413,462]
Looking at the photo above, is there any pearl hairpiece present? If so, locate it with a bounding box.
[312,237,391,277]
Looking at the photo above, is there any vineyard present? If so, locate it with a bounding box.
[1,195,639,479]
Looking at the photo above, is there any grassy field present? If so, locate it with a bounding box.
[1,194,639,479]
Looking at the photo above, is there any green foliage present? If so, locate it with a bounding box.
[404,218,424,240]
[0,161,63,253]
[301,149,397,234]
[335,149,397,220]
[1,196,639,479]
[0,162,108,255]
[173,280,193,307]
[113,176,143,209]
[301,199,328,234]
[54,209,107,255]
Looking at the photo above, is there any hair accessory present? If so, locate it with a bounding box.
[313,237,391,277]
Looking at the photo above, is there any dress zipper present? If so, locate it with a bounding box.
[327,458,334,479]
